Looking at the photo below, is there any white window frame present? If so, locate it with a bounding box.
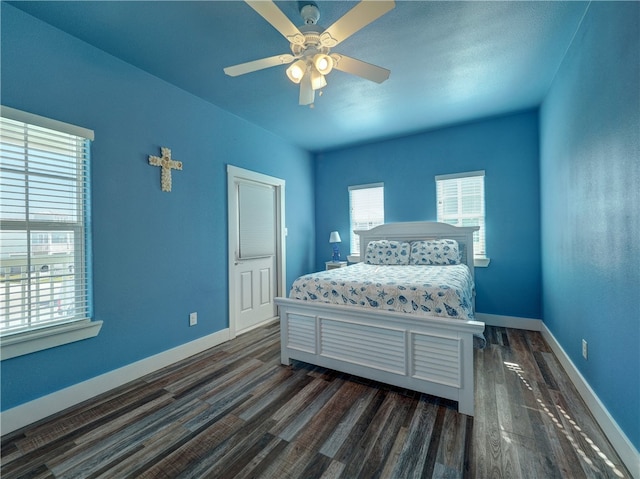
[348,183,384,258]
[436,170,490,267]
[0,106,102,360]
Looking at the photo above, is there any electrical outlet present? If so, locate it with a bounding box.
[582,339,588,359]
[189,312,197,327]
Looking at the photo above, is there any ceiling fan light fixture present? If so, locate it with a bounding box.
[310,68,327,90]
[313,53,334,75]
[286,60,307,84]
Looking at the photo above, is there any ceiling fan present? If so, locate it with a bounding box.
[223,0,395,106]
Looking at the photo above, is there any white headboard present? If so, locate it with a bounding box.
[355,222,479,279]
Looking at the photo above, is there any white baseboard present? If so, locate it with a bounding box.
[540,324,640,479]
[0,328,230,436]
[478,312,639,477]
[236,316,279,336]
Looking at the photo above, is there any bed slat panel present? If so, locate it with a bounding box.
[287,313,316,353]
[319,318,406,374]
[411,333,461,388]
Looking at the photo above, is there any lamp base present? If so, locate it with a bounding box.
[331,244,341,262]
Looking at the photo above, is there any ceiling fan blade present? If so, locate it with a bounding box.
[245,0,305,46]
[224,54,295,77]
[320,0,395,47]
[330,54,390,83]
[299,74,315,105]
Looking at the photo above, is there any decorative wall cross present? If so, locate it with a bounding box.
[148,147,183,192]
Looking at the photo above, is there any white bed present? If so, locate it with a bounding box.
[275,222,485,416]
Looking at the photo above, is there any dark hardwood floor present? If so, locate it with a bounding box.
[1,323,631,478]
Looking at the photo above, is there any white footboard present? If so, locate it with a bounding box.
[276,297,485,416]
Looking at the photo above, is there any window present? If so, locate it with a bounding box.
[0,106,100,359]
[349,183,384,255]
[436,171,489,265]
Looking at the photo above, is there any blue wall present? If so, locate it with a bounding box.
[0,5,315,411]
[314,110,542,320]
[540,2,639,450]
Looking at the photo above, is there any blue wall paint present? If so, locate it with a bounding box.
[314,110,542,320]
[0,5,315,410]
[540,3,640,450]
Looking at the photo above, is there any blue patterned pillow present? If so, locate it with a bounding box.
[409,239,461,265]
[365,240,410,265]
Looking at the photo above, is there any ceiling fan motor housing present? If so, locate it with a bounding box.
[290,28,329,58]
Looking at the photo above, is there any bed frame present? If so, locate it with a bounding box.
[275,222,485,416]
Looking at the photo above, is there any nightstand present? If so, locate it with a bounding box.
[326,261,348,270]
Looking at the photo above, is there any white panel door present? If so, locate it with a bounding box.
[236,255,276,333]
[227,166,285,337]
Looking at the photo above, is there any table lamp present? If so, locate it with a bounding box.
[329,231,341,262]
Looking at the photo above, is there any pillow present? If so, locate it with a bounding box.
[364,240,410,265]
[409,239,460,265]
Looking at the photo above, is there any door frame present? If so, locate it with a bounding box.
[227,165,286,339]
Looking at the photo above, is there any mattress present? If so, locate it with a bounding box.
[289,262,475,321]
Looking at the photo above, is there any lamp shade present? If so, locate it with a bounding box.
[313,54,334,75]
[329,231,341,243]
[286,60,307,84]
[310,68,327,90]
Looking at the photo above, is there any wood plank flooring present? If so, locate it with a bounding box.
[1,323,631,478]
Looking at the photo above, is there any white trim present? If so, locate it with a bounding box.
[348,182,384,191]
[1,320,103,360]
[435,170,485,181]
[541,324,640,479]
[474,257,491,268]
[236,316,279,336]
[1,105,94,140]
[475,312,542,331]
[0,328,230,435]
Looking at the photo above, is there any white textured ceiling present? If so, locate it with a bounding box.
[8,1,588,151]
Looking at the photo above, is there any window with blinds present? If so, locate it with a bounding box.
[0,107,93,337]
[436,171,486,258]
[349,183,384,255]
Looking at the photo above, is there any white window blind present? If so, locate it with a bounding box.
[0,107,93,336]
[436,171,486,258]
[349,183,384,254]
[238,181,275,259]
